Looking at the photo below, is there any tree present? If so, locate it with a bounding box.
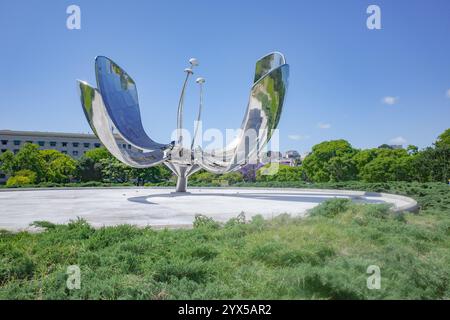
[435,128,450,149]
[39,149,77,183]
[189,170,216,184]
[84,147,111,162]
[100,157,132,183]
[302,140,357,182]
[130,165,172,185]
[433,129,450,182]
[221,171,244,184]
[188,170,244,185]
[406,145,419,155]
[76,157,103,182]
[0,150,16,176]
[239,164,261,182]
[47,155,77,183]
[360,154,413,182]
[13,143,47,182]
[256,164,304,182]
[352,149,378,176]
[408,129,450,183]
[76,147,111,182]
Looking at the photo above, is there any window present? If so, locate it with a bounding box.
[13,149,19,154]
[26,140,33,144]
[50,141,57,147]
[72,142,79,147]
[38,141,45,147]
[13,140,21,146]
[0,173,5,179]
[1,140,7,145]
[72,150,79,156]
[61,150,67,154]
[84,142,90,148]
[94,143,101,148]
[122,144,126,149]
[128,144,131,149]
[1,149,6,153]
[62,142,68,147]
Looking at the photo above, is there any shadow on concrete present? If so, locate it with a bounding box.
[127,191,386,206]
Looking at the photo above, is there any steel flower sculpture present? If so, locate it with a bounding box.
[77,52,289,192]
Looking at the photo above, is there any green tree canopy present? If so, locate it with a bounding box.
[13,143,47,182]
[435,128,450,149]
[302,140,357,182]
[0,150,16,176]
[256,164,304,182]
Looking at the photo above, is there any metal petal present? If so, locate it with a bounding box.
[253,52,286,83]
[95,56,171,151]
[195,63,289,173]
[78,80,166,168]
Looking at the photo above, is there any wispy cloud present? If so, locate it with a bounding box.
[389,136,407,145]
[382,96,399,105]
[446,89,450,98]
[317,122,331,129]
[288,134,310,141]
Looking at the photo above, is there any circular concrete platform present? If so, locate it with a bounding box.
[0,187,417,232]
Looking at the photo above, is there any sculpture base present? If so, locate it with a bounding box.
[175,175,188,193]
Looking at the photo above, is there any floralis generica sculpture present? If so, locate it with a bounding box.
[77,52,289,192]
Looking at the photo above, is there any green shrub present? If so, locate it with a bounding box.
[193,215,221,229]
[6,169,37,187]
[308,198,352,217]
[0,247,35,283]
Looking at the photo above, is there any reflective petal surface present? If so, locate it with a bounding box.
[253,52,286,83]
[78,52,289,191]
[78,81,166,168]
[196,63,289,173]
[95,56,170,151]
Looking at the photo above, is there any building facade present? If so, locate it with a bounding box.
[281,150,302,166]
[0,130,138,183]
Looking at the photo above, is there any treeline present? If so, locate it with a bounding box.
[258,128,449,183]
[0,128,448,187]
[0,145,172,187]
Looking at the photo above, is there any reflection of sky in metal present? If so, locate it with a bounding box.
[95,56,170,151]
[78,81,166,167]
[197,62,289,173]
[79,53,289,175]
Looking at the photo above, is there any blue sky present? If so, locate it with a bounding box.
[1,0,449,154]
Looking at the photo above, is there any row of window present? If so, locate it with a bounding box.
[0,140,103,148]
[0,149,86,156]
[1,143,132,154]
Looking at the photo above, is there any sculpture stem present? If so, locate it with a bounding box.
[191,81,204,150]
[175,174,188,193]
[177,72,191,146]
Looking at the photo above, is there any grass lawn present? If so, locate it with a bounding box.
[0,182,449,299]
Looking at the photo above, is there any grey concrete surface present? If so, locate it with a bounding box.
[0,187,417,232]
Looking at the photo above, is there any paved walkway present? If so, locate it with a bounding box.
[0,187,417,231]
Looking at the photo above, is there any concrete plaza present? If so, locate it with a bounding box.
[0,187,417,231]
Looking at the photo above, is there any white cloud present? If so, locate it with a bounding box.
[446,89,450,98]
[317,122,331,129]
[389,136,407,145]
[288,134,310,141]
[382,96,399,105]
